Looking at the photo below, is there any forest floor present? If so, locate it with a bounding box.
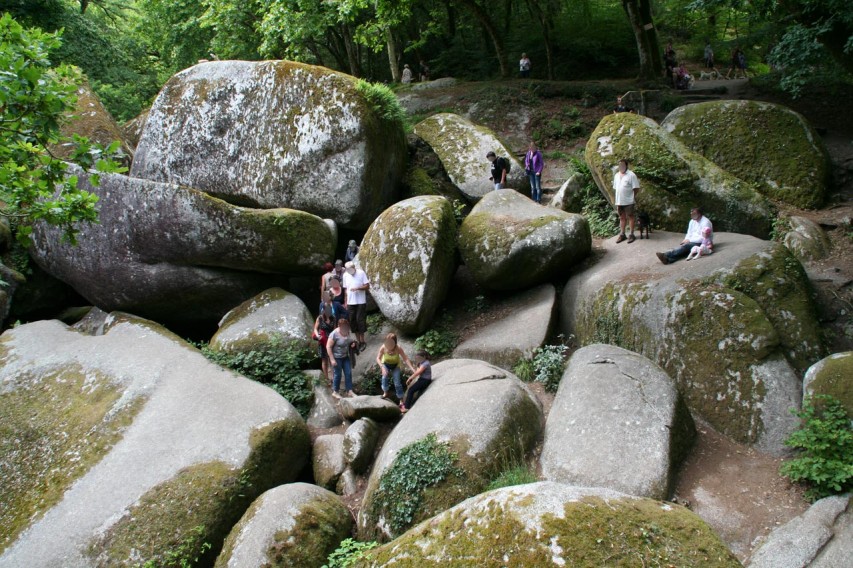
[395,74,853,562]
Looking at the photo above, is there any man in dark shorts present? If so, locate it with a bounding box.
[342,261,370,351]
[612,158,640,243]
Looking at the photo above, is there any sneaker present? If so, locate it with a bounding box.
[628,234,636,243]
[359,342,367,352]
[616,234,627,243]
[346,390,355,398]
[656,252,670,265]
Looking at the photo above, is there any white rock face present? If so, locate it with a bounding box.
[413,113,527,201]
[131,60,407,229]
[359,196,457,334]
[541,344,695,499]
[783,216,832,261]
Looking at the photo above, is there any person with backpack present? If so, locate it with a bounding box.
[486,151,508,190]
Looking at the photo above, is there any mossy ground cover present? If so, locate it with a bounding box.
[0,365,143,554]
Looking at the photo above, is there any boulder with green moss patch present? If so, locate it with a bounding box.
[803,352,853,417]
[359,196,457,334]
[459,189,591,290]
[783,216,832,262]
[662,100,830,209]
[401,134,470,203]
[131,60,406,229]
[357,359,543,541]
[30,165,335,325]
[215,483,352,568]
[585,113,773,238]
[0,315,309,567]
[412,113,527,201]
[357,482,741,567]
[209,288,314,355]
[561,232,826,454]
[542,344,695,500]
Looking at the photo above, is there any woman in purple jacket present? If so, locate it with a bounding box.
[524,141,544,203]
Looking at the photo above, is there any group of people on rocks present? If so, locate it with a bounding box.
[401,61,430,84]
[312,246,434,411]
[666,39,750,86]
[486,140,544,203]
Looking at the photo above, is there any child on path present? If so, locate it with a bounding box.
[686,226,713,260]
[400,350,432,413]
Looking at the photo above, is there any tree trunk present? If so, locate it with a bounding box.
[386,28,401,82]
[341,24,362,77]
[459,0,509,77]
[622,0,662,80]
[527,0,555,80]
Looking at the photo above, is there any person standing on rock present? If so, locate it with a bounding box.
[313,304,337,384]
[320,261,335,294]
[376,333,416,401]
[400,350,432,413]
[613,159,640,244]
[401,64,413,84]
[343,261,370,351]
[326,318,358,398]
[325,276,346,308]
[487,151,508,190]
[524,141,544,203]
[345,239,359,263]
[656,206,713,265]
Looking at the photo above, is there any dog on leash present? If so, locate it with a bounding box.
[636,212,653,239]
[699,70,721,80]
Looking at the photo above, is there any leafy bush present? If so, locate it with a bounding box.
[358,364,384,397]
[370,433,460,536]
[196,337,315,418]
[322,538,378,568]
[571,156,619,238]
[414,329,457,358]
[366,313,386,335]
[356,79,406,124]
[532,343,570,392]
[512,358,535,382]
[140,524,211,568]
[780,394,853,501]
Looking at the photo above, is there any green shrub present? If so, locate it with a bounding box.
[356,79,406,124]
[414,329,457,359]
[486,465,538,491]
[322,538,378,568]
[196,337,315,418]
[370,433,460,536]
[366,313,386,336]
[140,524,211,568]
[532,343,570,392]
[358,364,384,397]
[571,155,619,237]
[512,358,535,382]
[780,394,853,501]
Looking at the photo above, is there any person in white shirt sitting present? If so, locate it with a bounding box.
[656,207,713,265]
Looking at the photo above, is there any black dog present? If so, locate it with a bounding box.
[636,212,653,239]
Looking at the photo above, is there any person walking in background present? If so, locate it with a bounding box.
[400,350,432,413]
[704,39,715,69]
[664,41,677,86]
[486,151,508,190]
[344,239,359,263]
[613,159,640,244]
[519,53,531,78]
[320,261,334,294]
[342,261,370,351]
[524,141,544,203]
[313,304,337,384]
[656,206,713,264]
[401,64,413,84]
[419,60,430,82]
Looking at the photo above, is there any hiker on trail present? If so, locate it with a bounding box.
[519,53,531,78]
[313,303,337,383]
[704,40,715,69]
[524,141,544,203]
[613,159,640,244]
[486,151,508,190]
[345,239,359,263]
[400,350,432,413]
[401,64,413,84]
[664,42,677,85]
[376,333,416,401]
[656,207,714,265]
[326,318,358,398]
[342,261,370,352]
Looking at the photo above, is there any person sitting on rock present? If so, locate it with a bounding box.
[656,207,713,265]
[376,333,416,401]
[686,226,714,261]
[400,350,432,413]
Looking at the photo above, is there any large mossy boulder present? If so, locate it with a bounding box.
[585,113,774,238]
[412,113,527,201]
[131,60,406,229]
[783,216,832,262]
[561,233,826,454]
[209,288,314,355]
[357,359,543,541]
[662,100,830,209]
[30,166,335,325]
[0,315,309,568]
[541,344,695,499]
[459,189,591,290]
[359,196,457,334]
[358,482,741,567]
[215,483,352,568]
[803,352,853,416]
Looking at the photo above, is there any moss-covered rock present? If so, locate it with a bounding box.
[359,196,457,334]
[30,165,335,325]
[803,352,853,417]
[121,108,149,150]
[662,100,830,209]
[459,189,591,290]
[561,232,825,454]
[357,482,741,567]
[131,60,406,229]
[215,483,352,568]
[357,359,543,542]
[209,288,314,354]
[400,133,470,204]
[413,113,528,201]
[549,170,585,213]
[585,113,774,238]
[0,316,309,567]
[783,216,832,262]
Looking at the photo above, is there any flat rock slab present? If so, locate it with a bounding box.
[338,395,401,422]
[0,315,309,568]
[541,344,695,499]
[453,284,556,369]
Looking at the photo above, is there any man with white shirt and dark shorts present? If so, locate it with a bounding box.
[613,158,640,243]
[656,207,714,264]
[342,261,370,351]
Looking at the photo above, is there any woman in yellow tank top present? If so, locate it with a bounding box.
[375,333,416,400]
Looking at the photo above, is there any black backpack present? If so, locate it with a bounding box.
[498,156,512,174]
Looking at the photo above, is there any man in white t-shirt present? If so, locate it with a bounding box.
[342,261,370,350]
[612,158,640,243]
[656,207,714,264]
